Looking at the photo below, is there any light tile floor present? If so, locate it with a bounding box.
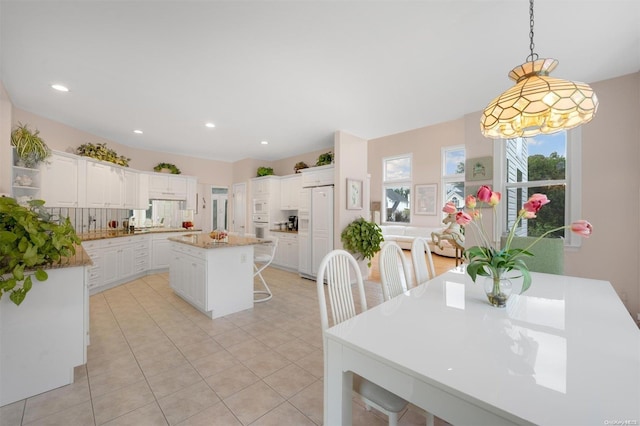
[1,253,455,426]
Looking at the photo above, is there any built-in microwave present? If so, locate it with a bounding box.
[253,199,268,214]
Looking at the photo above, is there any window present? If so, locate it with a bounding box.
[495,129,582,247]
[442,146,465,210]
[383,154,411,223]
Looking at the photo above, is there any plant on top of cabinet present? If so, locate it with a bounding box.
[0,197,81,306]
[11,123,51,168]
[341,217,384,267]
[153,162,181,174]
[294,161,309,173]
[257,166,274,177]
[76,142,130,167]
[315,151,334,166]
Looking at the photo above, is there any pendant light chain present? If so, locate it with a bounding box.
[527,0,538,62]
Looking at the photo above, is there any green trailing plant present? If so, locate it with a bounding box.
[257,166,274,177]
[0,198,81,306]
[316,151,334,166]
[11,123,51,168]
[341,217,384,267]
[76,142,130,167]
[153,162,181,174]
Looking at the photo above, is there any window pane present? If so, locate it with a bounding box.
[385,186,410,223]
[507,133,566,183]
[384,157,411,181]
[444,148,465,176]
[505,185,566,238]
[445,182,465,209]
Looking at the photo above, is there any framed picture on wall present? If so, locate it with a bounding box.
[465,156,493,181]
[347,178,363,210]
[414,183,437,215]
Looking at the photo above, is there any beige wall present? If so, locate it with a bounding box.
[11,108,234,187]
[368,72,640,317]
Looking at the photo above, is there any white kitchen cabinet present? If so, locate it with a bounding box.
[170,248,206,311]
[40,152,79,207]
[185,176,197,210]
[85,161,123,208]
[148,173,191,200]
[272,232,298,271]
[151,231,193,270]
[123,170,141,209]
[280,174,301,210]
[251,175,280,199]
[82,235,149,293]
[301,164,334,188]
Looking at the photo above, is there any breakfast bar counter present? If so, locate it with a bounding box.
[167,233,266,318]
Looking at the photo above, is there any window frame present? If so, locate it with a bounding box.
[441,145,466,210]
[492,128,583,248]
[382,154,412,224]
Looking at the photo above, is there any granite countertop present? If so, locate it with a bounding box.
[78,228,202,241]
[38,245,93,271]
[270,229,298,234]
[168,233,267,249]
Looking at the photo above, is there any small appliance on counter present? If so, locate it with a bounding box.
[288,215,298,231]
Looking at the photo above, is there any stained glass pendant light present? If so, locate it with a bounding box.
[480,0,598,139]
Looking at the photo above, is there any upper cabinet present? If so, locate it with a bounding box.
[148,172,197,209]
[301,164,334,188]
[84,161,123,208]
[40,152,79,208]
[251,176,279,198]
[280,174,302,210]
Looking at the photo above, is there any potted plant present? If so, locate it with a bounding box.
[316,151,334,166]
[153,162,181,174]
[0,198,81,306]
[341,217,384,267]
[11,123,51,168]
[256,166,274,177]
[76,142,130,167]
[294,161,309,173]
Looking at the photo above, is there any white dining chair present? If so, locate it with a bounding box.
[379,241,413,302]
[317,249,408,426]
[253,237,278,302]
[411,237,437,285]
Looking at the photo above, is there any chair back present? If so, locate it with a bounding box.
[379,241,412,301]
[411,237,436,285]
[500,235,564,275]
[254,237,278,264]
[316,249,367,332]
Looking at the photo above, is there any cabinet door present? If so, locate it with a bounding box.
[152,238,171,269]
[106,168,123,207]
[40,154,79,207]
[185,177,197,210]
[101,246,119,285]
[119,244,135,279]
[123,170,139,209]
[85,162,109,208]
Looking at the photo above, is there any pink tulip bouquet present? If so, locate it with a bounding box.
[459,185,593,297]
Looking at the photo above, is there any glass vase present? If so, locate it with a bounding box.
[482,272,513,308]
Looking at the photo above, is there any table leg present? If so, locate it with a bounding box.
[325,338,353,425]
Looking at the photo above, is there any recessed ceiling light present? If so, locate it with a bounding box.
[133,130,143,134]
[261,141,268,145]
[205,122,215,128]
[51,84,69,92]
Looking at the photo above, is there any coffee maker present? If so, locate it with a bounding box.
[288,215,298,231]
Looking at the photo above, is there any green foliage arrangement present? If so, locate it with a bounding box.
[341,217,384,267]
[153,163,181,174]
[76,142,130,167]
[257,166,274,177]
[11,123,51,168]
[316,151,334,166]
[294,161,309,173]
[0,198,81,306]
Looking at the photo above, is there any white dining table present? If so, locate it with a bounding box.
[324,266,640,425]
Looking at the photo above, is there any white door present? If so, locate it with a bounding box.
[210,187,228,231]
[232,183,247,235]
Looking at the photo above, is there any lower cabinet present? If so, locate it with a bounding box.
[82,235,149,293]
[170,249,207,312]
[151,232,192,270]
[272,232,299,271]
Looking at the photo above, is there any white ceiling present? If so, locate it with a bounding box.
[1,1,639,163]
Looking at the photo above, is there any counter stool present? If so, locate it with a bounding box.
[254,237,278,302]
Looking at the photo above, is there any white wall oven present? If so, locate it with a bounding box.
[252,213,269,239]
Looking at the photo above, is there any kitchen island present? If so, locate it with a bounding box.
[168,233,266,318]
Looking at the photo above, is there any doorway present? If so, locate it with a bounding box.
[210,187,228,231]
[232,182,246,235]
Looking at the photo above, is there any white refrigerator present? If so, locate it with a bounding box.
[298,185,334,279]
